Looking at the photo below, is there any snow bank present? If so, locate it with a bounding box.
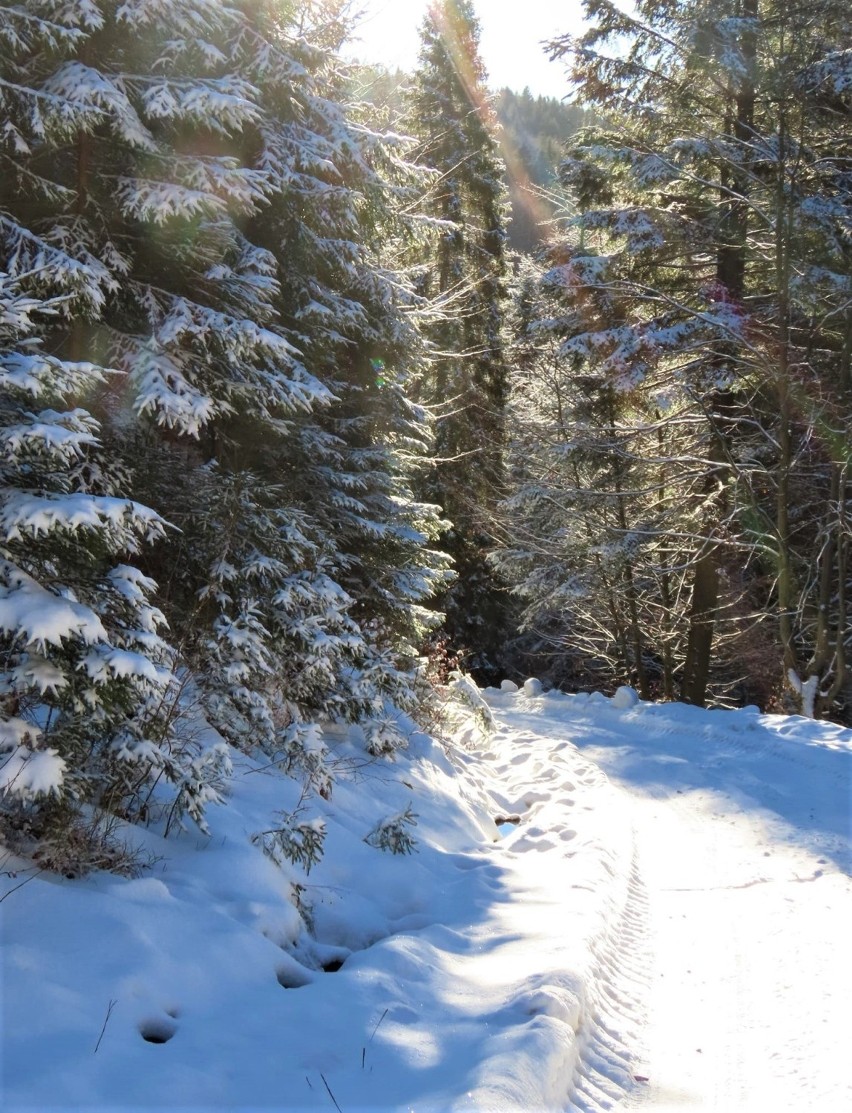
[0,685,635,1112]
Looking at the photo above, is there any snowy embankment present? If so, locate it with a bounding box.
[3,685,851,1112]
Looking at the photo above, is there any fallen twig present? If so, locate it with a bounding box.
[362,1006,389,1070]
[370,1007,389,1043]
[0,867,44,904]
[320,1072,343,1113]
[94,999,117,1054]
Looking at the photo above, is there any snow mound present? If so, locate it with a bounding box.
[611,684,640,709]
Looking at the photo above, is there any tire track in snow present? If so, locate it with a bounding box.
[570,727,850,1111]
[492,694,852,1112]
[569,847,651,1113]
[483,705,652,1112]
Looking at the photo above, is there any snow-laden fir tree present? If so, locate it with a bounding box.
[0,2,211,863]
[409,0,512,680]
[0,265,179,861]
[240,10,452,714]
[0,0,452,871]
[129,2,453,756]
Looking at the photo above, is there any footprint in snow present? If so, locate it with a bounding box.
[276,962,314,989]
[139,1016,178,1044]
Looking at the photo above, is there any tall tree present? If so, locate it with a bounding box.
[409,0,511,678]
[497,241,681,700]
[501,0,852,714]
[0,0,452,871]
[0,0,200,861]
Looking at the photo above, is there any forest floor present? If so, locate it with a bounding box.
[2,685,850,1111]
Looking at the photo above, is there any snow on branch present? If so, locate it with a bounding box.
[0,565,108,650]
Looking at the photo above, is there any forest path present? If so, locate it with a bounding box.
[622,780,852,1112]
[5,687,849,1113]
[493,692,852,1112]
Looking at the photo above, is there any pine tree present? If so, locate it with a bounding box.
[409,0,511,679]
[119,1,451,753]
[207,3,451,731]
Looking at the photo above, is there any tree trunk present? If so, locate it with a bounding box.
[681,540,720,706]
[70,43,92,365]
[656,422,676,699]
[681,0,756,706]
[609,406,649,697]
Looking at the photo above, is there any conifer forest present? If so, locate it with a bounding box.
[1,0,849,876]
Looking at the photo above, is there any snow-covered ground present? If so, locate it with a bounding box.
[2,684,850,1111]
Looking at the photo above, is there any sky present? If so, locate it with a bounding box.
[344,0,586,99]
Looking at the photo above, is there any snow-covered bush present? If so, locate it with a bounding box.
[278,722,333,801]
[611,685,639,710]
[365,718,409,759]
[447,670,496,736]
[253,810,327,875]
[363,805,418,855]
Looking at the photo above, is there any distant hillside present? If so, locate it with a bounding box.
[495,87,589,252]
[347,67,589,254]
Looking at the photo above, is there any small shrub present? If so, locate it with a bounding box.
[447,670,495,734]
[1,801,151,879]
[422,635,465,686]
[364,718,408,759]
[363,805,418,855]
[253,810,327,874]
[278,721,333,799]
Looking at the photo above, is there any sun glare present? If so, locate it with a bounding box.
[349,1,427,72]
[347,0,579,99]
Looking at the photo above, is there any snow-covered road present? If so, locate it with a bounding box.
[496,691,852,1112]
[3,686,850,1112]
[629,787,851,1113]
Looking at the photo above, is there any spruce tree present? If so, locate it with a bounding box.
[115,0,451,753]
[0,0,200,860]
[0,0,452,870]
[409,0,511,680]
[242,13,451,691]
